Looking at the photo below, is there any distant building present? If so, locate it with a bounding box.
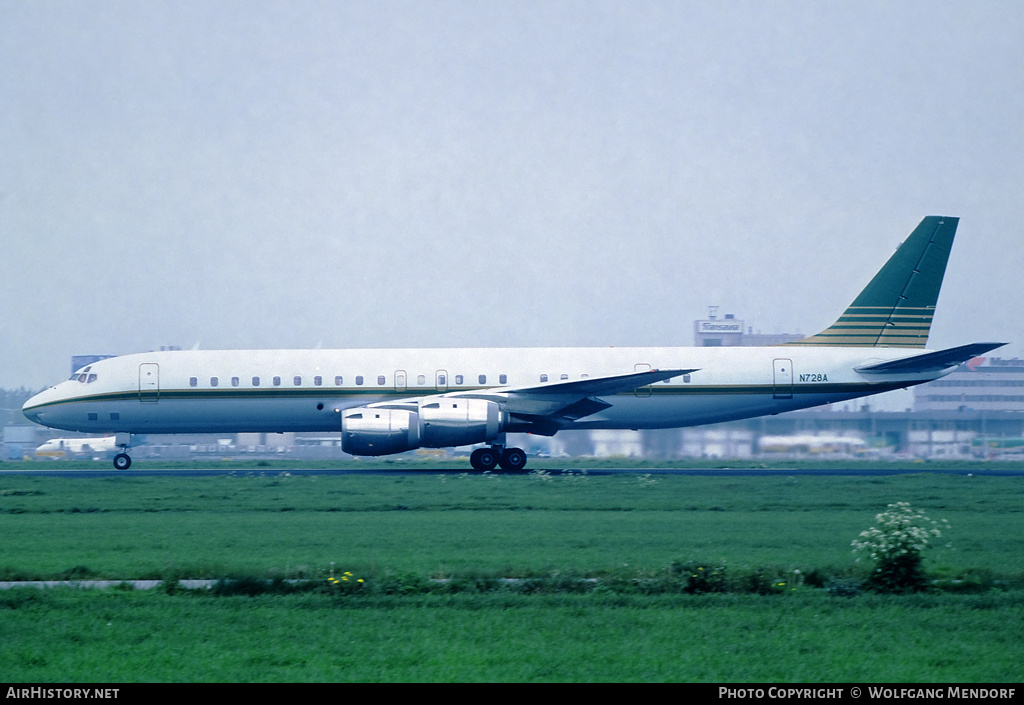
[2,426,40,460]
[914,356,1024,413]
[694,306,803,347]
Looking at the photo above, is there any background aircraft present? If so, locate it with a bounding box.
[34,436,118,460]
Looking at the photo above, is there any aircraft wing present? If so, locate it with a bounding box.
[368,368,697,430]
[855,342,1006,374]
[464,367,697,414]
[504,368,696,398]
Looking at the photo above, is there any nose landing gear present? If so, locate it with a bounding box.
[113,433,133,470]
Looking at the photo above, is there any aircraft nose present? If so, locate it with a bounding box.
[23,388,57,425]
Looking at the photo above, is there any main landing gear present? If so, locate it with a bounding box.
[113,433,133,470]
[470,446,528,472]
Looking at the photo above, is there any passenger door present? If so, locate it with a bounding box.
[139,363,160,403]
[773,358,793,399]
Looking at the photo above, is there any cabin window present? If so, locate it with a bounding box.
[252,377,260,386]
[110,413,119,421]
[540,374,548,383]
[88,413,98,421]
[210,377,219,387]
[455,375,464,385]
[356,376,364,385]
[499,374,508,384]
[273,376,281,386]
[438,373,446,386]
[417,375,426,385]
[560,374,569,380]
[683,374,691,383]
[377,375,386,385]
[190,377,198,387]
[335,376,343,386]
[231,377,240,387]
[314,376,322,386]
[478,375,486,385]
[294,376,302,386]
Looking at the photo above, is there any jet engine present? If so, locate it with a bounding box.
[418,398,502,448]
[341,398,504,456]
[341,408,421,456]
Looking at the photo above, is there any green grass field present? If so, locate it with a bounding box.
[3,590,1021,682]
[1,466,1022,682]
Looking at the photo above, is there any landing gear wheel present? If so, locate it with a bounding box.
[499,447,528,471]
[470,448,499,472]
[113,453,132,470]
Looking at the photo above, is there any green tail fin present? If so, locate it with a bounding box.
[787,216,958,348]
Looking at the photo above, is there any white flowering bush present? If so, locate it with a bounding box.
[851,502,947,593]
[635,473,659,488]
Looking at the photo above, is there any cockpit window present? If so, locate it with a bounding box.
[70,367,98,384]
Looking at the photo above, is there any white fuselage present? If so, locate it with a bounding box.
[23,345,944,437]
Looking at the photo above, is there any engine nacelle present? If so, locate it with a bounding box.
[341,408,421,456]
[341,398,504,456]
[418,398,502,448]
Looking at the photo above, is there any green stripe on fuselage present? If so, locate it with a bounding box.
[41,380,912,411]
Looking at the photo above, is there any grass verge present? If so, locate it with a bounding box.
[1,589,1021,682]
[1,469,1021,681]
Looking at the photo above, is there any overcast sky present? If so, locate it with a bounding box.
[2,0,1022,395]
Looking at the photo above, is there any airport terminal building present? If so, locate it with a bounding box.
[914,356,1024,413]
[693,308,803,347]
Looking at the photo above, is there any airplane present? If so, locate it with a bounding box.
[35,436,119,459]
[23,216,1005,471]
[757,434,868,454]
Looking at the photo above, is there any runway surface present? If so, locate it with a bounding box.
[2,465,1023,478]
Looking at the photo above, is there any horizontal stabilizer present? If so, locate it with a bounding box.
[855,342,1006,374]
